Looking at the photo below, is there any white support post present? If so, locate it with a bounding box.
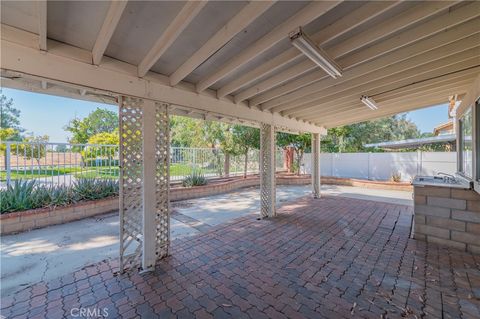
[260,123,276,218]
[312,133,321,199]
[119,97,170,273]
[141,100,156,271]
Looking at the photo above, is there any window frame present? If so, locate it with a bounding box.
[457,107,473,179]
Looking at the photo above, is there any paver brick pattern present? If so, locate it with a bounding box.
[1,196,479,318]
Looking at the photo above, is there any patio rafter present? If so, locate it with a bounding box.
[317,87,470,128]
[278,33,480,117]
[137,1,207,78]
[92,0,128,65]
[266,19,480,113]
[245,0,459,107]
[169,1,275,87]
[217,1,399,99]
[36,0,47,51]
[296,69,480,120]
[310,80,474,124]
[195,0,342,93]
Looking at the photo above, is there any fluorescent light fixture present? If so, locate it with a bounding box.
[361,96,378,110]
[289,27,342,79]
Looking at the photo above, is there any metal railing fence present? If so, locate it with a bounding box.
[0,142,285,187]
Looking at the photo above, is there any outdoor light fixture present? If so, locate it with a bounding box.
[361,96,378,110]
[289,27,343,79]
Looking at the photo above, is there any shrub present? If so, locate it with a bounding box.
[182,172,208,187]
[391,172,402,183]
[73,178,119,201]
[0,178,119,214]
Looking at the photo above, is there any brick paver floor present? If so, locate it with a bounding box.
[2,196,480,319]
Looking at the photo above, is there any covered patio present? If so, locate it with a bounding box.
[1,0,480,318]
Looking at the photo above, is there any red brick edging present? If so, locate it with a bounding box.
[0,175,410,235]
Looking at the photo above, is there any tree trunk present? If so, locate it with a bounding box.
[243,149,248,179]
[224,153,230,177]
[296,150,304,176]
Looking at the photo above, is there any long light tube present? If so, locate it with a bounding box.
[360,96,378,110]
[289,27,343,79]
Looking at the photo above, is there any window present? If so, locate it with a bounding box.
[459,107,473,178]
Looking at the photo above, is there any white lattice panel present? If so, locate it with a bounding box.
[260,123,276,218]
[119,97,171,272]
[119,96,144,271]
[154,103,170,259]
[312,133,321,198]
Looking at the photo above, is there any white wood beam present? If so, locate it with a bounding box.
[280,54,480,119]
[293,69,480,119]
[1,27,325,134]
[278,22,480,116]
[281,54,480,117]
[137,1,207,78]
[195,1,342,92]
[216,1,399,98]
[309,78,476,122]
[275,41,480,116]
[318,86,471,128]
[92,1,128,65]
[37,0,47,51]
[305,79,476,122]
[250,1,476,107]
[169,1,275,87]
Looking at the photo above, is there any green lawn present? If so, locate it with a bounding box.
[0,167,82,181]
[0,163,219,181]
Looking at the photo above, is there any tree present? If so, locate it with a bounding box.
[14,135,50,169]
[232,125,259,178]
[277,132,311,175]
[64,108,118,144]
[321,114,420,153]
[0,92,24,141]
[83,130,120,161]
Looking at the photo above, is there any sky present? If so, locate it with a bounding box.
[1,88,449,142]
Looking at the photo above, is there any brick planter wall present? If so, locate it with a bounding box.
[0,197,118,235]
[413,185,480,254]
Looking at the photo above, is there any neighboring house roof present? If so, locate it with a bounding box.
[433,121,454,136]
[364,134,456,149]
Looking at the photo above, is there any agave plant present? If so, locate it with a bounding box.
[73,178,119,201]
[0,180,36,212]
[182,171,208,187]
[0,178,119,214]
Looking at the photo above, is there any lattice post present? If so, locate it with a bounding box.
[119,97,170,273]
[119,96,144,272]
[312,133,321,199]
[260,123,276,218]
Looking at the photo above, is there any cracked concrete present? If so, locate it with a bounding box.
[0,184,411,297]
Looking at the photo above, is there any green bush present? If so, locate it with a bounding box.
[73,178,118,201]
[0,178,119,214]
[182,172,208,187]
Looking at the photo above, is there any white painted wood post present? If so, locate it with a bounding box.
[312,133,321,198]
[260,123,276,218]
[141,100,157,271]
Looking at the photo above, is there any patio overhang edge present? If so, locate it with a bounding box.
[0,31,326,135]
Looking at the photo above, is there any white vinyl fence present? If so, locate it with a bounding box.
[302,152,457,182]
